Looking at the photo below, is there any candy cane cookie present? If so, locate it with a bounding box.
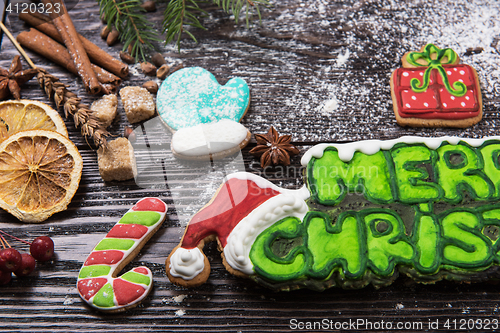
[77,197,167,312]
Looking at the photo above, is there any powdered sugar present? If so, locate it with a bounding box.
[131,1,500,225]
[218,0,500,142]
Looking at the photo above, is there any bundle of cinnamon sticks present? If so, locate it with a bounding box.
[16,0,128,94]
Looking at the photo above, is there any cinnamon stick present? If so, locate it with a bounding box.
[17,29,120,91]
[19,12,129,78]
[41,0,100,94]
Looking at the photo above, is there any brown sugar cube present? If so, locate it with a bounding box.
[119,86,155,123]
[90,94,118,128]
[97,137,137,181]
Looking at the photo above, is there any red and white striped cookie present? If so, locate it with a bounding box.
[77,197,167,312]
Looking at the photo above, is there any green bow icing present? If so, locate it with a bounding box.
[406,44,466,97]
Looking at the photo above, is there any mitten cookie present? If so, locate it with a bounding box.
[390,43,482,128]
[77,197,167,312]
[156,67,251,160]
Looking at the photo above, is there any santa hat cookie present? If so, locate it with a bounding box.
[165,172,310,287]
[156,67,251,160]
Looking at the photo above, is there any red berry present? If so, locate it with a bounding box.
[14,253,36,277]
[30,236,54,262]
[0,248,22,272]
[0,269,11,285]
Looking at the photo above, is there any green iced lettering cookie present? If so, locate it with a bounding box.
[308,148,393,205]
[363,211,414,276]
[437,143,493,203]
[442,211,492,268]
[480,143,500,198]
[391,145,441,204]
[180,136,500,292]
[305,211,365,279]
[250,217,308,282]
[412,211,440,274]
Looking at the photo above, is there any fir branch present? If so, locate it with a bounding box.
[162,0,271,49]
[213,0,270,26]
[98,0,161,61]
[162,0,207,50]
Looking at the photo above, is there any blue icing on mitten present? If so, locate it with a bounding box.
[157,67,250,131]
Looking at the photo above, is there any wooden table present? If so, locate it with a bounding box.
[1,0,500,331]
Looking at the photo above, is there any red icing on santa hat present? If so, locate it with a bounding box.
[180,177,281,249]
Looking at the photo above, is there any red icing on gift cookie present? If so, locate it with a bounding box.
[390,44,482,128]
[393,65,480,120]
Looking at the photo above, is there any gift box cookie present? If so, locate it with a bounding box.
[390,44,482,128]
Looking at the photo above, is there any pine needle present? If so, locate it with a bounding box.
[162,0,271,50]
[99,0,161,62]
[213,0,270,26]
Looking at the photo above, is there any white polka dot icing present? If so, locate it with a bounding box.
[156,67,250,131]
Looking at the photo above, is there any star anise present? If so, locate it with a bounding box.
[0,56,38,100]
[249,126,300,168]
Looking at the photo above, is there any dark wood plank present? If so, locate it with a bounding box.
[1,0,500,331]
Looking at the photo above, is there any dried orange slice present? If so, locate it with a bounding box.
[0,129,83,223]
[0,100,68,143]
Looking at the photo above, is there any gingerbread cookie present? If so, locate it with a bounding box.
[166,136,500,291]
[77,198,167,312]
[390,44,482,128]
[156,67,251,160]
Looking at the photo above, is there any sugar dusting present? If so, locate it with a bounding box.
[135,1,500,223]
[172,294,187,303]
[217,0,500,141]
[175,309,186,317]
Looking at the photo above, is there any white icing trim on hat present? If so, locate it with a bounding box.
[171,119,249,156]
[223,185,310,275]
[169,247,206,280]
[300,136,500,165]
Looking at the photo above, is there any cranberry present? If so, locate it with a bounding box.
[14,253,36,277]
[30,236,54,262]
[0,248,22,272]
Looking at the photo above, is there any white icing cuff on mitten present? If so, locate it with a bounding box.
[171,119,249,156]
[169,247,205,280]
